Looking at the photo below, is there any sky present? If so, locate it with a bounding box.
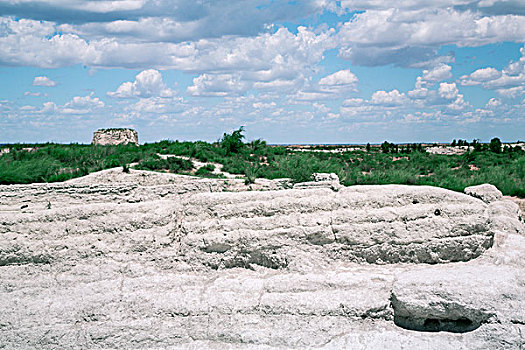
[0,0,524,144]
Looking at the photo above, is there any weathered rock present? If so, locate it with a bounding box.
[391,264,525,332]
[312,173,339,182]
[465,184,503,203]
[293,173,341,191]
[0,172,524,349]
[92,128,139,145]
[0,185,497,269]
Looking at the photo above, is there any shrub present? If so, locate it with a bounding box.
[489,137,502,153]
[220,126,245,155]
[195,164,215,176]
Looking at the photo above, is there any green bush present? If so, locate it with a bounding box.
[220,126,245,155]
[195,164,215,176]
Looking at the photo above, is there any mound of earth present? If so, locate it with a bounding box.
[0,169,524,349]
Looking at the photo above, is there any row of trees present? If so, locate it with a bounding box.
[379,142,424,154]
[452,137,522,154]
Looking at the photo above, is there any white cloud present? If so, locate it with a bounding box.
[1,17,334,100]
[438,82,459,100]
[1,1,330,42]
[128,96,184,114]
[292,90,334,101]
[459,45,525,93]
[0,11,334,71]
[371,89,408,106]
[408,79,429,99]
[40,101,57,113]
[421,64,452,83]
[290,69,360,100]
[29,93,105,115]
[319,69,358,87]
[342,98,365,106]
[470,67,502,81]
[253,102,277,109]
[65,93,105,109]
[3,0,146,14]
[32,76,57,87]
[337,8,525,66]
[460,67,502,85]
[486,98,502,108]
[108,69,175,98]
[24,91,42,96]
[187,73,249,97]
[339,0,525,14]
[313,103,331,113]
[447,94,468,111]
[496,86,524,98]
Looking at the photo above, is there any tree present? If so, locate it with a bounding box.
[472,139,482,152]
[366,143,371,152]
[489,137,502,153]
[451,139,457,147]
[381,141,391,153]
[220,127,245,155]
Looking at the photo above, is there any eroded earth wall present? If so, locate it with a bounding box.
[0,169,524,349]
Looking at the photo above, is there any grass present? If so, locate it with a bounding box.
[1,134,523,197]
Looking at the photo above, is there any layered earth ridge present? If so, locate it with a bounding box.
[0,168,524,349]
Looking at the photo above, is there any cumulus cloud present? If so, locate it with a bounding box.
[291,68,360,99]
[339,0,525,14]
[342,98,365,106]
[187,73,248,97]
[371,89,408,106]
[65,93,105,109]
[496,86,524,98]
[3,0,525,139]
[183,27,334,96]
[460,67,502,85]
[32,76,57,87]
[40,101,58,113]
[337,8,525,66]
[459,45,525,93]
[438,82,459,100]
[127,96,185,114]
[447,94,468,110]
[30,93,106,115]
[421,65,452,83]
[408,81,429,99]
[0,1,330,41]
[108,69,175,98]
[319,69,358,87]
[1,17,334,99]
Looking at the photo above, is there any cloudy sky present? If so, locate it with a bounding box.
[0,0,524,144]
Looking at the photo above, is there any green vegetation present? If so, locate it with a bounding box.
[195,164,215,176]
[1,130,523,197]
[134,156,193,173]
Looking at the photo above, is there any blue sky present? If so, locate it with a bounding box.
[0,1,524,144]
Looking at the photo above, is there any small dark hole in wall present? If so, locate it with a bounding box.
[423,318,440,330]
[394,315,480,333]
[434,209,441,216]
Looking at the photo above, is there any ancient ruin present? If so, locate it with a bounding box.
[92,128,139,145]
[0,170,524,348]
